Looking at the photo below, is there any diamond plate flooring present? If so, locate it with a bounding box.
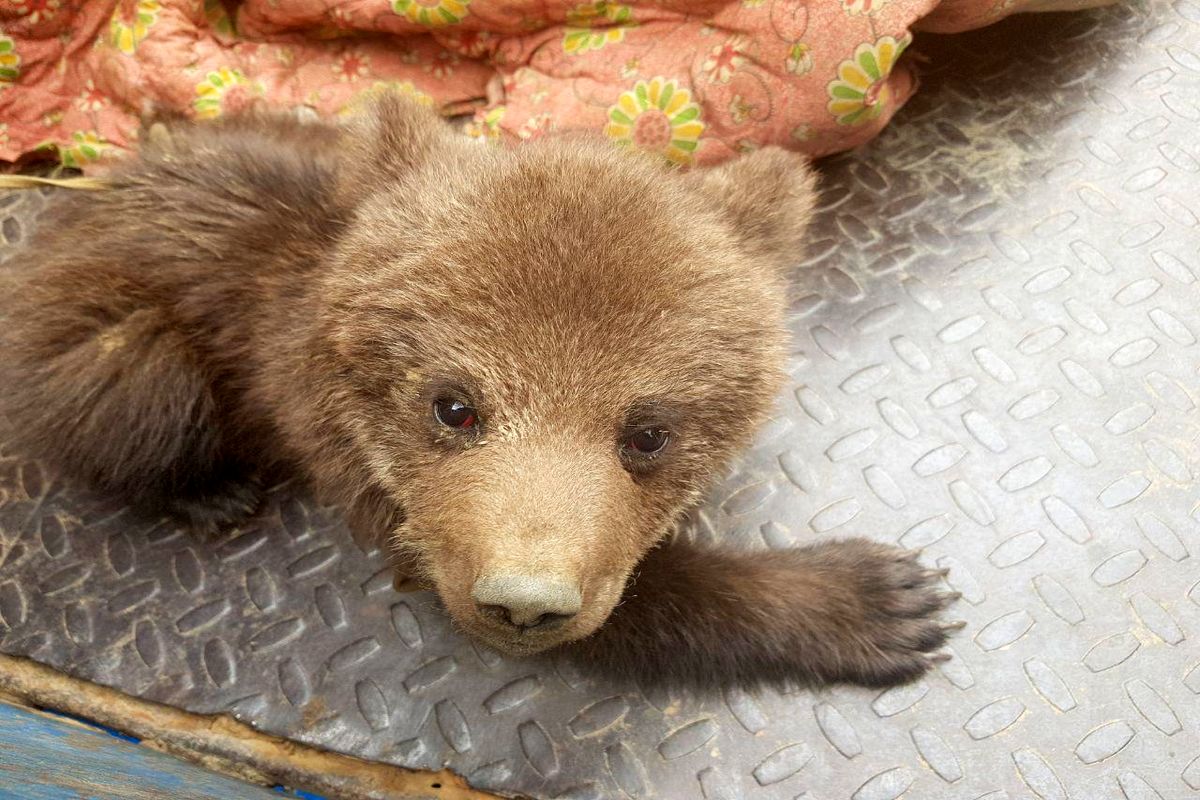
[2,2,1199,798]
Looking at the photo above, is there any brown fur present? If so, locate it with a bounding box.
[0,96,955,689]
[575,536,958,689]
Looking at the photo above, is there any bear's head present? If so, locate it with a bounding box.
[319,96,818,656]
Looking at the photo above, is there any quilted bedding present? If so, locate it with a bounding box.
[0,0,1111,170]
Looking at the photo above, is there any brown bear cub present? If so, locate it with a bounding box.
[0,96,957,689]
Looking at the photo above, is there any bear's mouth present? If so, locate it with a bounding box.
[438,573,624,658]
[438,597,593,655]
[470,624,568,656]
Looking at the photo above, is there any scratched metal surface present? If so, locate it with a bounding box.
[2,3,1199,798]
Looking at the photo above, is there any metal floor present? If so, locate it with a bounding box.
[2,2,1199,798]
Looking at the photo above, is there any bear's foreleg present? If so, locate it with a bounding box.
[567,537,960,690]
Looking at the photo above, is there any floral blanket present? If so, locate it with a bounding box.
[0,0,1109,170]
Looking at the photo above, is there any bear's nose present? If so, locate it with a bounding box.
[472,574,582,630]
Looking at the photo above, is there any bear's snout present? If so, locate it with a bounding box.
[402,440,671,654]
[472,573,582,631]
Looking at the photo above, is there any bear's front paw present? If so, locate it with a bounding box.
[556,535,960,691]
[806,539,961,687]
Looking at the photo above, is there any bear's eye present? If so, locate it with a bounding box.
[624,428,670,456]
[433,397,478,430]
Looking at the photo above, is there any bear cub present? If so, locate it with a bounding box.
[0,96,957,689]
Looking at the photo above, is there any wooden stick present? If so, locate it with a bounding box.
[0,653,514,800]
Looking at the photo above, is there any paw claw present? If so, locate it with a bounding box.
[797,540,960,688]
[943,620,968,631]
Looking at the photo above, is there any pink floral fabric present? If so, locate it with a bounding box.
[0,0,1077,171]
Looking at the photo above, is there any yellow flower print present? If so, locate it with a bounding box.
[391,0,470,27]
[59,131,108,169]
[193,67,263,119]
[110,0,161,56]
[742,0,765,7]
[0,35,20,85]
[605,77,704,166]
[337,81,434,118]
[464,105,506,142]
[786,42,813,75]
[826,35,910,125]
[562,1,635,55]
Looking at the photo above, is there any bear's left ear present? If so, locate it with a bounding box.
[335,93,466,208]
[685,148,820,271]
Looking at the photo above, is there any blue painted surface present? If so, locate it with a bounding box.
[0,700,284,800]
[39,707,141,744]
[273,787,329,800]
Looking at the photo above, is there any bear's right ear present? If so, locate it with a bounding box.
[335,93,458,207]
[685,148,820,273]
